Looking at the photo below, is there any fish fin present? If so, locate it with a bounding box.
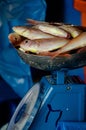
[77,47,86,53]
[38,49,61,57]
[38,51,53,56]
[38,50,61,57]
[51,52,72,59]
[26,19,41,25]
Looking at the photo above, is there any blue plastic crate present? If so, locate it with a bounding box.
[57,122,86,130]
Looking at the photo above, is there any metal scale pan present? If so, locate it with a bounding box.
[14,24,86,71]
[17,48,86,71]
[13,24,86,71]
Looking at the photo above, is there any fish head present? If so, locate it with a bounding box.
[20,39,38,53]
[20,39,32,46]
[12,26,29,35]
[8,33,21,44]
[8,32,25,46]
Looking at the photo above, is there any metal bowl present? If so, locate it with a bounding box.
[16,49,86,71]
[12,24,86,71]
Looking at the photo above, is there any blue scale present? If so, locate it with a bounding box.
[7,50,86,130]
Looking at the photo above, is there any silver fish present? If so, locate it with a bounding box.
[49,32,86,58]
[12,26,55,40]
[19,37,70,54]
[33,23,70,38]
[58,24,83,38]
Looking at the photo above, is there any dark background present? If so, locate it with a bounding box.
[45,0,64,22]
[45,0,81,25]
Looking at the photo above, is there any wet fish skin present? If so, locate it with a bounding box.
[33,23,71,38]
[58,24,83,38]
[12,26,55,40]
[50,32,86,58]
[19,37,70,54]
[26,19,71,38]
[27,19,82,38]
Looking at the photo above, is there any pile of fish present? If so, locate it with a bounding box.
[8,19,86,58]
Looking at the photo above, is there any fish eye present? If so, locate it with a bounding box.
[25,40,28,43]
[14,37,18,41]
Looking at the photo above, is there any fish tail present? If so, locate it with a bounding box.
[27,19,42,25]
[39,50,61,58]
[51,51,61,59]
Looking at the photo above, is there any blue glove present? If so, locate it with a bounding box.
[0,0,46,98]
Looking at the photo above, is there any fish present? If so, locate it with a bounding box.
[19,37,70,54]
[12,26,55,40]
[27,19,70,38]
[26,18,46,25]
[45,32,86,58]
[27,18,63,26]
[33,23,71,38]
[27,19,82,38]
[58,24,83,38]
[8,32,25,46]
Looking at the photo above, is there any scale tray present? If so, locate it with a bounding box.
[16,49,86,71]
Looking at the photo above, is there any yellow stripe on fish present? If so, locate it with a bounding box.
[58,24,83,38]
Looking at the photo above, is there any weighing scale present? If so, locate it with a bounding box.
[7,45,86,130]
